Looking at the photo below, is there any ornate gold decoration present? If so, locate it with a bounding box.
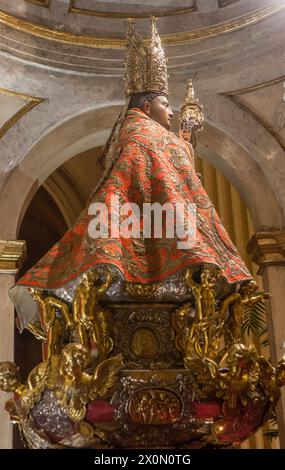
[247,230,285,273]
[221,76,285,150]
[72,270,113,362]
[25,0,49,6]
[0,88,44,140]
[180,79,204,132]
[124,18,168,97]
[0,11,123,49]
[1,268,284,448]
[1,2,283,49]
[0,359,49,415]
[69,0,197,18]
[186,344,285,418]
[55,344,122,422]
[110,303,180,369]
[176,268,270,364]
[171,303,194,354]
[29,270,114,363]
[129,328,159,359]
[129,388,182,424]
[183,267,222,360]
[0,240,27,273]
[55,343,91,422]
[0,346,123,437]
[222,282,270,352]
[179,79,204,147]
[125,281,162,298]
[29,290,73,360]
[113,371,199,447]
[26,320,46,342]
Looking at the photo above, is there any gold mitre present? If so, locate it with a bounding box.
[124,17,168,97]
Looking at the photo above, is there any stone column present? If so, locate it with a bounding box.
[248,230,285,448]
[0,240,26,449]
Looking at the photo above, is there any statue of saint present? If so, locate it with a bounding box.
[10,18,252,333]
[3,17,285,451]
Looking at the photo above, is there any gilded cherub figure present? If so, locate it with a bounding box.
[184,267,220,359]
[56,343,92,422]
[0,360,49,416]
[219,343,260,412]
[72,270,113,362]
[55,342,123,422]
[29,290,73,361]
[171,303,193,355]
[200,266,220,318]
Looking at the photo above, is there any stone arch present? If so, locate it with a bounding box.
[196,122,283,231]
[43,146,104,228]
[0,104,122,239]
[0,105,282,242]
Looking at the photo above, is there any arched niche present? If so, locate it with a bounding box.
[0,104,122,239]
[197,122,283,230]
[0,105,282,243]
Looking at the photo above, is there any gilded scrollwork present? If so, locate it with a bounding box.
[185,342,284,418]
[174,269,271,367]
[125,281,162,298]
[2,263,283,448]
[1,271,285,448]
[169,267,283,423]
[110,304,180,369]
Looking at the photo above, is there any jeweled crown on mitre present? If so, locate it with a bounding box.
[124,17,168,97]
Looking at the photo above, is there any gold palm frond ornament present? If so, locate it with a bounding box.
[124,17,169,97]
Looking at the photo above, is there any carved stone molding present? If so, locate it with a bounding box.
[247,230,285,273]
[221,76,285,151]
[0,240,27,273]
[0,2,284,49]
[0,87,44,140]
[69,0,197,18]
[25,0,49,6]
[219,0,240,7]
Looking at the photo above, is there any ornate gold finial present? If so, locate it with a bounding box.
[124,17,168,97]
[179,79,204,145]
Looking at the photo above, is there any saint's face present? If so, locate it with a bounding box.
[148,95,173,130]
